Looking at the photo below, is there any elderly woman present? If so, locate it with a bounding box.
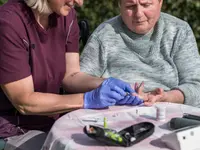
[0,0,143,149]
[81,0,200,106]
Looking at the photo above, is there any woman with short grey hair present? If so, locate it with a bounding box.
[81,0,200,107]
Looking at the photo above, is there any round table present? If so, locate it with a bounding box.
[42,102,200,150]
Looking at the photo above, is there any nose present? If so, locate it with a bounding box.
[66,0,83,7]
[74,0,84,7]
[134,5,143,18]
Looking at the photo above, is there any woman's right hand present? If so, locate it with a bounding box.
[83,77,143,109]
[83,84,123,109]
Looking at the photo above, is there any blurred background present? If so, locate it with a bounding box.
[0,0,199,50]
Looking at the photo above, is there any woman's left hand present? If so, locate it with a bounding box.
[134,82,165,106]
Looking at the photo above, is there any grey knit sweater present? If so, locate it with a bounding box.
[80,12,200,107]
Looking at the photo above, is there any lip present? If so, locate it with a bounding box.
[65,3,74,8]
[133,21,147,24]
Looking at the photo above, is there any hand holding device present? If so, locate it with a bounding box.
[103,77,143,105]
[84,81,124,109]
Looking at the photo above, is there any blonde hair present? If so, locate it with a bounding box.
[24,0,52,14]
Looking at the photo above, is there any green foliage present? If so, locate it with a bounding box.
[76,0,119,34]
[77,0,200,51]
[162,0,200,51]
[0,0,199,50]
[0,0,6,5]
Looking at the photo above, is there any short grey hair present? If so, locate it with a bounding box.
[24,0,52,14]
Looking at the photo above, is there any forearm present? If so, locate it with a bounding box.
[62,72,104,93]
[15,92,84,115]
[163,89,184,104]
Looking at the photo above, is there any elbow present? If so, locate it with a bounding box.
[15,104,35,115]
[13,93,38,115]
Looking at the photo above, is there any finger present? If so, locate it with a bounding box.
[104,97,117,104]
[124,84,135,93]
[143,92,151,101]
[131,96,144,105]
[148,92,161,102]
[107,90,124,100]
[137,81,144,95]
[125,95,133,104]
[156,88,164,95]
[137,99,144,105]
[110,85,126,96]
[102,100,116,108]
[125,95,143,105]
[132,92,138,96]
[116,96,129,105]
[146,96,158,104]
[108,99,117,106]
[134,82,138,92]
[143,101,153,106]
[132,92,143,99]
[134,96,144,105]
[131,84,135,91]
[132,91,148,101]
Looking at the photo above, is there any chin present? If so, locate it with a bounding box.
[59,10,70,16]
[61,12,70,16]
[133,27,151,35]
[134,30,147,34]
[59,7,71,16]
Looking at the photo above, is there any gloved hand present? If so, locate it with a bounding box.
[102,77,134,96]
[116,94,144,105]
[84,84,124,109]
[103,77,143,105]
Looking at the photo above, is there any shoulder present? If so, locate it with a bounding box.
[159,12,191,33]
[0,1,28,21]
[0,1,30,34]
[90,16,120,39]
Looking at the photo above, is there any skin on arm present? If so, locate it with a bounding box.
[0,53,105,115]
[0,52,106,116]
[1,75,84,115]
[0,53,105,116]
[61,53,104,93]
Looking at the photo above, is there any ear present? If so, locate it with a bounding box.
[159,0,163,7]
[118,0,121,8]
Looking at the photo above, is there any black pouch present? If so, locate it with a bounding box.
[83,122,155,147]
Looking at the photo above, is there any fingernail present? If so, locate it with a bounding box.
[139,103,144,106]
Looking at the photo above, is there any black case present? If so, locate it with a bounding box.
[83,122,155,147]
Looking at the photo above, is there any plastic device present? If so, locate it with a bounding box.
[161,125,200,150]
[162,113,200,150]
[83,122,155,147]
[169,113,200,130]
[183,113,200,121]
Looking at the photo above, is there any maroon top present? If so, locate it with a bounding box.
[0,0,79,138]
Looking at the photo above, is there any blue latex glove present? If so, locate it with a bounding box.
[103,77,143,105]
[84,84,124,109]
[102,77,135,97]
[116,94,144,105]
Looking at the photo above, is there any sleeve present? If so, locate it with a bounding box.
[0,19,31,84]
[172,23,200,107]
[65,9,80,53]
[80,33,106,77]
